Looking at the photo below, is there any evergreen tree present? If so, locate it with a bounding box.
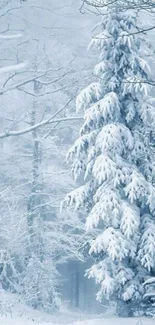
[64,11,155,316]
[143,277,155,317]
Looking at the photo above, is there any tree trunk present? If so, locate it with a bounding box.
[71,272,74,308]
[83,278,86,312]
[27,79,43,257]
[75,268,79,309]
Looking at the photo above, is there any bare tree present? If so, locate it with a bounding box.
[80,0,155,13]
[0,0,89,312]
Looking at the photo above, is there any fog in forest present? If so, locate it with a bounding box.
[0,0,155,324]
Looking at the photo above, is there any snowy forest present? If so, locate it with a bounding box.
[1,0,155,324]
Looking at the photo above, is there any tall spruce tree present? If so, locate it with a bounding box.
[64,12,155,316]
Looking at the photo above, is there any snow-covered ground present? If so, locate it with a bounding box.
[0,290,154,325]
[1,312,155,325]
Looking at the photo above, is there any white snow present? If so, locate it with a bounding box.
[0,291,154,325]
[0,313,155,325]
[72,319,155,325]
[144,278,155,286]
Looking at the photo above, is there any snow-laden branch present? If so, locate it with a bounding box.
[143,291,155,299]
[0,116,83,139]
[0,33,22,39]
[0,97,83,139]
[143,277,155,286]
[0,61,28,74]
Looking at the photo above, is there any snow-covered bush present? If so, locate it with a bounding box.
[0,203,60,314]
[20,254,60,313]
[64,11,155,316]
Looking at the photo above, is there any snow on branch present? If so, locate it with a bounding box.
[0,61,28,74]
[0,116,83,139]
[143,277,155,286]
[0,33,23,39]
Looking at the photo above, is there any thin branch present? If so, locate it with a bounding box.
[0,96,82,139]
[0,117,83,139]
[0,68,62,94]
[92,25,155,41]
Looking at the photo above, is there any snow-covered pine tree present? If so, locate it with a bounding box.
[143,277,155,317]
[63,11,155,316]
